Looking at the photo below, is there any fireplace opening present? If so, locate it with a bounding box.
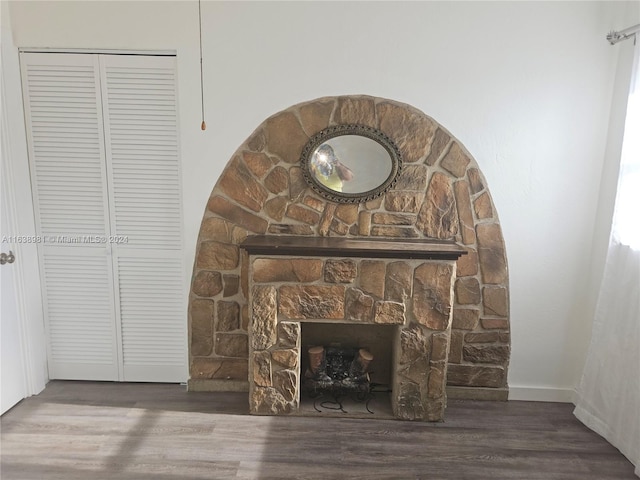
[299,323,396,418]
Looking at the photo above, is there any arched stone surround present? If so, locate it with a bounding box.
[189,95,510,400]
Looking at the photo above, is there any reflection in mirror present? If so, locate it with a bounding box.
[301,125,401,203]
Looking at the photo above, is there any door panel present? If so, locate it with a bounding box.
[21,52,186,383]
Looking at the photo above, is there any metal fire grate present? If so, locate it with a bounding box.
[302,346,375,414]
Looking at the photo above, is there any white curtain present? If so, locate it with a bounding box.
[574,38,640,476]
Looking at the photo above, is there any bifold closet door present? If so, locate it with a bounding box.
[21,52,186,382]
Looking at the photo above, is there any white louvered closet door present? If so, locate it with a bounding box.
[21,52,186,383]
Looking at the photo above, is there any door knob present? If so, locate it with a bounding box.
[0,251,15,265]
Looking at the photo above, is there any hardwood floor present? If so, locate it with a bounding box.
[1,381,636,480]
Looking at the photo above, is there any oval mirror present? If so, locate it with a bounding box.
[300,124,402,203]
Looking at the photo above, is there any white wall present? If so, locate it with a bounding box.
[5,0,633,400]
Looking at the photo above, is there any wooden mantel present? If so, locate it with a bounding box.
[241,235,467,261]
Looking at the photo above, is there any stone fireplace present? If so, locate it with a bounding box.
[242,236,465,420]
[188,95,511,419]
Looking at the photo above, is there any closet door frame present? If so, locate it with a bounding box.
[20,51,186,383]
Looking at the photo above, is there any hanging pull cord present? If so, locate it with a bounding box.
[198,0,206,130]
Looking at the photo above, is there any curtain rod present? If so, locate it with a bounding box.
[607,23,640,45]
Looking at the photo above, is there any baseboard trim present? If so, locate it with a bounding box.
[188,379,249,392]
[508,386,575,403]
[447,386,509,401]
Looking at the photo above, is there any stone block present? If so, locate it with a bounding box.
[464,332,501,343]
[268,224,314,235]
[456,249,479,277]
[264,111,309,164]
[417,172,458,239]
[463,345,510,364]
[384,192,424,213]
[273,369,297,402]
[370,226,419,238]
[473,192,493,220]
[431,333,449,362]
[446,364,505,388]
[246,128,266,152]
[190,357,248,380]
[360,260,386,298]
[264,197,288,221]
[286,204,320,225]
[264,166,289,194]
[207,196,268,234]
[399,323,430,365]
[241,251,249,298]
[481,317,510,330]
[365,197,383,210]
[330,219,349,236]
[335,96,376,128]
[476,223,508,284]
[278,285,345,320]
[199,217,231,242]
[412,263,454,330]
[318,204,336,236]
[441,142,470,178]
[231,226,248,244]
[394,164,428,191]
[303,195,325,212]
[427,362,446,399]
[324,259,357,283]
[425,128,451,166]
[345,288,374,323]
[377,101,436,163]
[467,168,485,194]
[452,308,480,330]
[289,166,307,201]
[253,258,323,283]
[453,180,476,245]
[190,299,214,356]
[223,275,240,297]
[299,99,334,136]
[217,301,240,332]
[455,277,481,304]
[449,330,464,363]
[395,382,426,421]
[251,386,291,415]
[271,349,298,369]
[218,156,269,212]
[251,285,278,350]
[197,241,239,271]
[278,322,300,348]
[385,261,412,302]
[358,211,371,236]
[483,286,508,317]
[215,333,248,358]
[335,204,359,224]
[374,301,406,324]
[192,270,223,298]
[242,151,272,178]
[399,355,429,385]
[253,351,272,387]
[372,213,414,225]
[241,305,249,332]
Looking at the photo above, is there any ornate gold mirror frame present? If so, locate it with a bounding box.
[300,124,402,204]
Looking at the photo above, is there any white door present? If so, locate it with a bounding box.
[1,173,27,413]
[20,52,186,383]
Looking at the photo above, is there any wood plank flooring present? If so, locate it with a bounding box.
[1,381,636,480]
